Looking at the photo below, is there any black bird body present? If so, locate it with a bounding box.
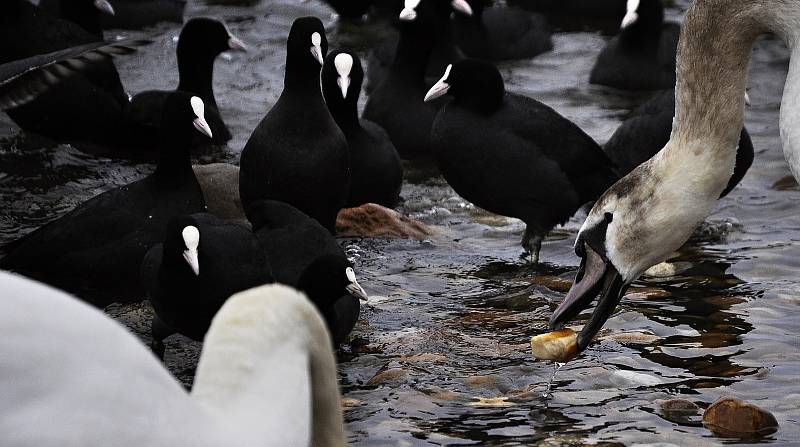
[505,0,626,33]
[0,0,129,145]
[453,0,553,61]
[589,0,679,91]
[427,60,617,261]
[239,17,349,233]
[604,89,754,197]
[102,0,185,29]
[124,18,240,151]
[247,200,362,344]
[322,50,403,208]
[0,92,209,306]
[141,213,272,352]
[363,0,446,159]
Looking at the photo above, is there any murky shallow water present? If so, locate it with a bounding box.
[1,0,799,445]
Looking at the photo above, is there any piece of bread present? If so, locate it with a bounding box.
[530,329,578,362]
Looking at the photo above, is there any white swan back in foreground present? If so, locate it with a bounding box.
[549,0,800,351]
[0,271,344,447]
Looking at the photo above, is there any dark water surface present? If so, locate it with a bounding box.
[1,1,799,445]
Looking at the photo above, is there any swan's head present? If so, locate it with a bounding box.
[550,147,724,351]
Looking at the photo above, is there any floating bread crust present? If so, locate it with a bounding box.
[530,328,578,362]
[702,397,779,438]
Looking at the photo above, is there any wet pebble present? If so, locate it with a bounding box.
[528,275,572,293]
[341,397,365,410]
[366,367,410,386]
[609,370,663,388]
[702,397,779,438]
[399,352,448,363]
[599,330,661,346]
[657,398,701,425]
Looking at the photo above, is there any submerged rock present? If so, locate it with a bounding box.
[366,367,410,386]
[658,398,701,425]
[336,203,436,240]
[702,397,779,438]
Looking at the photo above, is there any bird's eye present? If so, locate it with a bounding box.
[604,212,613,224]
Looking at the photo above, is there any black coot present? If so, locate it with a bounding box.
[321,50,403,208]
[505,0,627,34]
[141,213,273,358]
[589,0,679,91]
[239,17,349,234]
[0,92,211,306]
[604,89,754,197]
[246,200,368,344]
[365,0,470,93]
[0,0,129,146]
[452,0,553,61]
[426,60,618,262]
[125,17,246,150]
[363,0,451,159]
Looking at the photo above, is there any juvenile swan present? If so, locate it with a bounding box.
[549,0,800,351]
[0,272,344,447]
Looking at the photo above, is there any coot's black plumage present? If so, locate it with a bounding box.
[102,0,185,29]
[321,0,372,18]
[505,0,627,33]
[141,213,273,358]
[125,17,245,150]
[0,92,210,306]
[239,17,349,234]
[589,0,679,91]
[42,0,185,30]
[0,0,129,145]
[452,0,553,61]
[321,50,403,208]
[246,200,368,344]
[426,60,618,262]
[363,0,447,159]
[365,0,468,93]
[604,89,754,197]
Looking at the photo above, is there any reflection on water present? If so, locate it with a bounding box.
[1,0,799,445]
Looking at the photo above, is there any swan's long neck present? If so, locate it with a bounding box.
[659,1,765,199]
[190,285,345,446]
[775,13,800,180]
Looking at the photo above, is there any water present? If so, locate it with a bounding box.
[1,0,799,445]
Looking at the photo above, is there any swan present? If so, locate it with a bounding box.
[0,271,345,446]
[549,0,800,351]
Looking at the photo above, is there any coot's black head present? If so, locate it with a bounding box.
[161,215,202,277]
[297,254,369,306]
[49,0,115,37]
[424,59,505,113]
[286,17,328,73]
[619,0,664,37]
[160,91,213,141]
[322,49,364,103]
[178,17,248,61]
[245,199,312,232]
[321,49,364,133]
